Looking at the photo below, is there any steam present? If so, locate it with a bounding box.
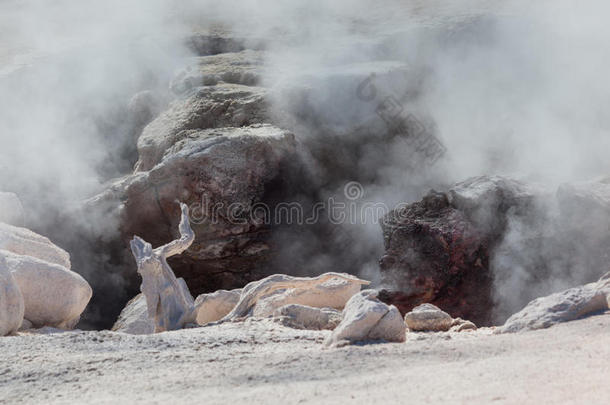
[0,0,194,327]
[2,0,610,325]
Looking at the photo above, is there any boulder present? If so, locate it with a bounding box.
[0,223,71,269]
[379,176,548,326]
[557,177,610,234]
[379,190,493,325]
[2,250,91,329]
[94,124,296,298]
[500,272,610,333]
[273,304,342,330]
[0,192,25,227]
[448,175,544,234]
[325,290,406,347]
[404,303,453,332]
[111,294,154,335]
[128,90,165,131]
[222,272,370,321]
[135,85,269,171]
[18,318,33,331]
[0,254,24,336]
[194,288,241,325]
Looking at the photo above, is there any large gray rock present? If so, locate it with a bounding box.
[500,272,610,333]
[136,84,269,171]
[0,192,25,227]
[95,124,297,298]
[325,290,406,347]
[0,254,24,336]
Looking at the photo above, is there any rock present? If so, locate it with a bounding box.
[222,272,370,321]
[379,190,493,325]
[194,289,241,325]
[273,304,342,330]
[500,272,610,333]
[100,124,297,297]
[379,176,549,326]
[598,272,610,301]
[111,294,154,335]
[186,31,265,57]
[0,223,90,329]
[128,90,164,130]
[325,290,406,347]
[130,203,196,333]
[2,250,91,329]
[18,318,33,331]
[448,175,544,234]
[136,85,269,171]
[404,303,453,332]
[171,50,264,94]
[0,192,25,226]
[555,178,610,272]
[557,177,610,232]
[251,275,368,317]
[0,223,71,269]
[449,317,477,332]
[0,254,24,336]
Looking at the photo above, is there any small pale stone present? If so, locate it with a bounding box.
[450,319,477,332]
[404,303,453,332]
[325,290,406,346]
[19,318,33,331]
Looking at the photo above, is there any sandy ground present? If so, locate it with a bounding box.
[0,312,608,405]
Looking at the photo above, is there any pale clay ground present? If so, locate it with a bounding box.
[1,312,608,405]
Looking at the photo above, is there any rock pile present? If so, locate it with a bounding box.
[0,196,92,335]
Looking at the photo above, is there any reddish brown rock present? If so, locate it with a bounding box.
[379,190,492,325]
